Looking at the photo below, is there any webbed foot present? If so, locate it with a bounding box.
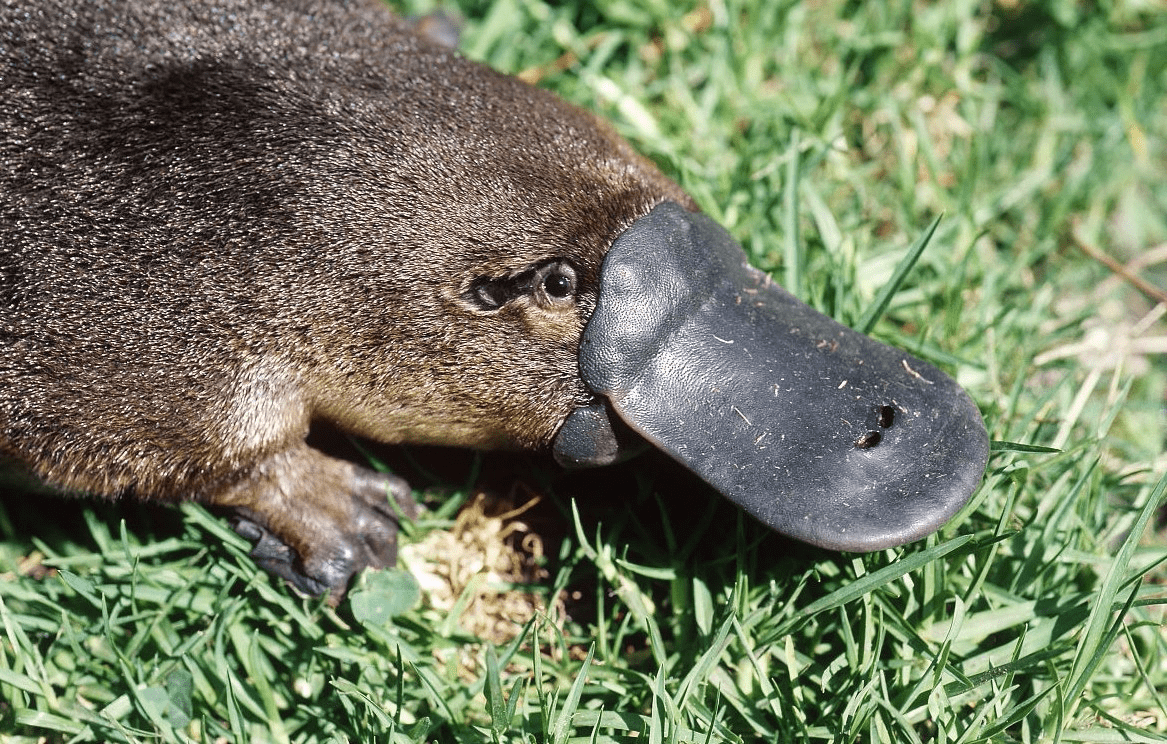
[213,445,419,600]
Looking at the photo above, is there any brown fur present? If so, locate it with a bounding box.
[0,0,693,594]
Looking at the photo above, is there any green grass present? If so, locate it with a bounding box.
[3,0,1167,741]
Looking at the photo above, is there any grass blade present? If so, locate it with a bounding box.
[1063,469,1167,716]
[856,214,943,335]
[551,643,595,744]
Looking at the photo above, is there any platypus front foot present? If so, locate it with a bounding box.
[213,445,419,600]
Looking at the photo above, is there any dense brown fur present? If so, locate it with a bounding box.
[0,0,692,593]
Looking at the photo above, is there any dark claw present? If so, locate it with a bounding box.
[231,516,329,596]
[228,468,418,600]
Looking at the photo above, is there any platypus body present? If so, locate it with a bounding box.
[1,0,989,597]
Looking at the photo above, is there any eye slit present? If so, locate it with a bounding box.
[466,277,508,310]
[854,430,882,449]
[467,260,578,311]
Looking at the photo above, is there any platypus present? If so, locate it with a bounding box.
[0,0,989,597]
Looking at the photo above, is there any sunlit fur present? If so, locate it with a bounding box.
[0,0,694,592]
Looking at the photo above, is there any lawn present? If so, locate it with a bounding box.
[2,0,1165,741]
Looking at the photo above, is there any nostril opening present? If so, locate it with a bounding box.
[878,405,895,428]
[855,430,882,449]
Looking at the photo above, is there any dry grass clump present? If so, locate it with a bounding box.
[401,491,559,645]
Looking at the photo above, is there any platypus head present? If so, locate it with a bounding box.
[305,28,988,552]
[424,186,987,553]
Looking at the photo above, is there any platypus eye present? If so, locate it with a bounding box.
[540,263,577,301]
[544,273,571,297]
[465,260,577,312]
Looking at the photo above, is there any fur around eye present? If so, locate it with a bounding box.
[465,260,577,311]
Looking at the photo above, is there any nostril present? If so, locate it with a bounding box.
[878,405,895,428]
[854,430,882,449]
